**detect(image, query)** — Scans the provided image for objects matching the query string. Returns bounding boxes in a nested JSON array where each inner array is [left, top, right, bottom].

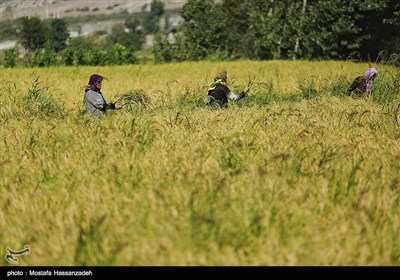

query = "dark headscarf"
[[89, 74, 103, 85], [85, 74, 104, 92]]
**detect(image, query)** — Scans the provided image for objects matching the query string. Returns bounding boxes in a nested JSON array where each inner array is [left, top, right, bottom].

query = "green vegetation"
[[154, 0, 400, 62], [1, 60, 399, 265], [0, 18, 18, 40], [2, 0, 399, 67]]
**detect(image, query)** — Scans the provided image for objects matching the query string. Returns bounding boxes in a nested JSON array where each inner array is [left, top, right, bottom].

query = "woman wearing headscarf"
[[205, 69, 249, 108], [347, 67, 378, 96], [84, 74, 122, 117]]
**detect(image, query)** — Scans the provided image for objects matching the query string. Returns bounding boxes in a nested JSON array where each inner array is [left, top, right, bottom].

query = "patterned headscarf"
[[365, 68, 378, 93]]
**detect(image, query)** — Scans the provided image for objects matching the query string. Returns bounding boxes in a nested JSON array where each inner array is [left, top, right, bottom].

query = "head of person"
[[88, 74, 104, 91], [214, 69, 228, 83], [365, 67, 378, 81]]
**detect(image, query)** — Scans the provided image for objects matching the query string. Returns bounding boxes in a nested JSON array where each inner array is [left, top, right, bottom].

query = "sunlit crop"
[[1, 60, 399, 265]]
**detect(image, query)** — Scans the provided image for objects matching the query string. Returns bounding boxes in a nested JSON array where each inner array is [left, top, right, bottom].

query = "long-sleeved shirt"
[[347, 76, 369, 95], [206, 82, 245, 107], [347, 68, 378, 96], [84, 89, 115, 117]]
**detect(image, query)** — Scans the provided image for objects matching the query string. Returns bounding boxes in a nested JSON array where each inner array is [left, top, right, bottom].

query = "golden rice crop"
[[0, 60, 399, 265]]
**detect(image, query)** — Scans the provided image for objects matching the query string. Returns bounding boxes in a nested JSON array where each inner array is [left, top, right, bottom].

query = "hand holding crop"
[[114, 102, 123, 110]]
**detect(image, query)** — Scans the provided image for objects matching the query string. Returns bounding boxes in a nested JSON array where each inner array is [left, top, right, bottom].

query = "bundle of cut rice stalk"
[[115, 89, 152, 111]]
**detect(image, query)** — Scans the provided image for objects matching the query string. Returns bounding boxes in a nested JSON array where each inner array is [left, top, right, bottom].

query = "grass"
[[0, 60, 399, 265]]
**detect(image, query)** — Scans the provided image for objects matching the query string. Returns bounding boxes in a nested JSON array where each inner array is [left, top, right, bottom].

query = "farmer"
[[347, 67, 378, 96], [205, 69, 249, 108], [84, 74, 122, 117]]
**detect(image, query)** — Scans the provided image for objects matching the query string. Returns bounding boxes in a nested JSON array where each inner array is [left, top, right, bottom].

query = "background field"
[[1, 60, 400, 265]]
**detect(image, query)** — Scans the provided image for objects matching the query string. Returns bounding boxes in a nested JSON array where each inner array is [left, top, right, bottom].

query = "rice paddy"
[[1, 60, 399, 265]]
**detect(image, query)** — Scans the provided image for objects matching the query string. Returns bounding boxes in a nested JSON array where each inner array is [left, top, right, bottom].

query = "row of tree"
[[9, 1, 167, 52], [2, 16, 143, 68], [1, 0, 167, 67], [154, 0, 400, 62], [2, 0, 399, 67], [4, 43, 138, 68]]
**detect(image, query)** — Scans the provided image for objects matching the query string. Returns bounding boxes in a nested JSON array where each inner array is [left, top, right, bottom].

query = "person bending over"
[[206, 69, 249, 108], [347, 67, 378, 97]]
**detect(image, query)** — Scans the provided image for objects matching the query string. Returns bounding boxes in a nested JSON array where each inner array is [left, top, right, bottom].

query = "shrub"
[[4, 48, 19, 68]]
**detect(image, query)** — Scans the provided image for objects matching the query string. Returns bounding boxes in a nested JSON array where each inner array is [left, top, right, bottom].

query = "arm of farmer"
[[108, 96, 123, 110], [227, 84, 250, 101], [106, 102, 122, 110]]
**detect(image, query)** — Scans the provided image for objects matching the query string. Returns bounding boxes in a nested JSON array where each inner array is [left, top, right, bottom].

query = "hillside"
[[0, 0, 187, 19]]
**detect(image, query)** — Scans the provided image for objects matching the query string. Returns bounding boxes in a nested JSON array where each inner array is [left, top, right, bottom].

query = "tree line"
[[154, 0, 400, 62], [1, 0, 166, 67], [1, 0, 399, 67]]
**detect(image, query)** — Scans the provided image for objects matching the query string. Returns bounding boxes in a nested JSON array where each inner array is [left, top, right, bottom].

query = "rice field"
[[1, 60, 399, 265]]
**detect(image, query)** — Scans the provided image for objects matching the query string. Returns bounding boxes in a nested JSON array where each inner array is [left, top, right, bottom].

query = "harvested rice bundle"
[[115, 89, 152, 111]]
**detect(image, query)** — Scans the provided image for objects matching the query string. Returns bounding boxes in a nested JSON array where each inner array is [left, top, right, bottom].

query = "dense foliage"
[[1, 0, 399, 66], [154, 0, 400, 62]]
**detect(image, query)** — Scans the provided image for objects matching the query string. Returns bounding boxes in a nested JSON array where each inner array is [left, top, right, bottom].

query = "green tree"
[[0, 18, 18, 40], [247, 0, 312, 59], [49, 18, 69, 52], [356, 0, 400, 60], [4, 48, 19, 68], [68, 35, 98, 50], [105, 43, 137, 65], [180, 0, 221, 60], [29, 41, 57, 67], [19, 17, 49, 51], [155, 0, 400, 62], [107, 18, 144, 50], [220, 0, 254, 58], [143, 0, 165, 34], [63, 47, 75, 66], [304, 0, 364, 59]]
